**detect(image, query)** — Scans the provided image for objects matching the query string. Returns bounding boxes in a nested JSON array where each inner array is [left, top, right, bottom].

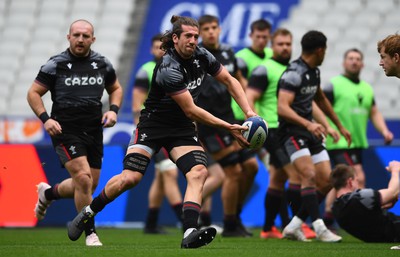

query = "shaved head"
[[69, 19, 94, 36]]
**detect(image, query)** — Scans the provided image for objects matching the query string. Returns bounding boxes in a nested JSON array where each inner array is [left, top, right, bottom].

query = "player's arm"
[[314, 87, 351, 146], [215, 66, 256, 119], [246, 87, 261, 111], [379, 160, 400, 208], [246, 65, 267, 111], [370, 103, 393, 144], [27, 82, 62, 136], [278, 89, 325, 138], [103, 79, 123, 127], [27, 82, 48, 118], [171, 90, 250, 148], [312, 101, 340, 142], [131, 68, 151, 124], [132, 87, 147, 124], [234, 69, 247, 91]]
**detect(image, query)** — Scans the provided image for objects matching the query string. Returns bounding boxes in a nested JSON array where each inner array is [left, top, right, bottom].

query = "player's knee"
[[301, 171, 316, 185], [74, 172, 93, 190], [162, 169, 178, 182], [214, 168, 225, 181], [242, 157, 259, 175], [121, 171, 143, 189], [187, 165, 208, 183]]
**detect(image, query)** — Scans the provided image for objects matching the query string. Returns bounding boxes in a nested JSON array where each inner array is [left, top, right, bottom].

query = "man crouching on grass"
[[331, 161, 400, 246]]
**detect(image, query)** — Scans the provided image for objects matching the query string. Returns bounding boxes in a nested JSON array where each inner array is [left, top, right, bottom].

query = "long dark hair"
[[160, 15, 199, 51]]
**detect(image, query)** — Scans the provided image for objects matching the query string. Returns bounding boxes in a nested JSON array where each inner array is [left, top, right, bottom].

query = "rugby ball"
[[242, 116, 268, 149]]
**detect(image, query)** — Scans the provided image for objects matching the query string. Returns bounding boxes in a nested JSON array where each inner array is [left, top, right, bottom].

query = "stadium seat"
[[343, 27, 372, 44], [351, 11, 382, 30], [380, 11, 400, 29], [332, 0, 363, 14], [295, 0, 331, 15], [0, 71, 15, 99], [319, 11, 351, 30], [8, 97, 32, 116], [0, 41, 26, 58], [1, 27, 31, 43], [36, 15, 67, 30], [360, 67, 378, 85], [365, 0, 395, 14], [41, 0, 69, 10], [288, 8, 321, 29]]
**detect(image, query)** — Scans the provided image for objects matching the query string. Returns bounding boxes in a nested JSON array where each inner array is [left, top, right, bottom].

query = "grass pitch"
[[0, 227, 398, 257]]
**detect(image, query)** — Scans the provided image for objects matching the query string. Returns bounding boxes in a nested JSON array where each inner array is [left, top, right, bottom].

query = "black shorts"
[[199, 131, 234, 154], [263, 128, 290, 169], [281, 129, 325, 159], [130, 123, 201, 157], [328, 148, 363, 166], [205, 151, 217, 167], [154, 148, 170, 164], [51, 130, 103, 169], [388, 212, 400, 242]]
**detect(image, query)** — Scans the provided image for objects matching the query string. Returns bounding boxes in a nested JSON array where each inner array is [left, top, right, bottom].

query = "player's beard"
[[72, 44, 90, 57]]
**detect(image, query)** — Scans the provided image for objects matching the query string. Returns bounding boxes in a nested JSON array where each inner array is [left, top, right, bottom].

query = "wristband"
[[39, 112, 50, 124], [110, 104, 119, 114]]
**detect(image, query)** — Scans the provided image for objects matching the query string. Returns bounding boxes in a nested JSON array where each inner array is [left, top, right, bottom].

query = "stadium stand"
[[0, 0, 136, 116], [0, 0, 399, 118]]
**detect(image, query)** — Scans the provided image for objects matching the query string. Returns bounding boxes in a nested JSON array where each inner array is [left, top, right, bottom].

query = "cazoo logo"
[[300, 85, 318, 95], [187, 75, 204, 90], [65, 76, 104, 86]]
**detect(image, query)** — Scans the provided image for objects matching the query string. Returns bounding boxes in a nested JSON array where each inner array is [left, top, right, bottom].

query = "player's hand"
[[386, 160, 400, 173], [230, 124, 250, 148], [43, 119, 62, 136], [338, 127, 352, 147], [102, 111, 118, 128], [245, 110, 258, 119], [327, 127, 340, 143], [383, 130, 394, 145], [306, 122, 326, 139]]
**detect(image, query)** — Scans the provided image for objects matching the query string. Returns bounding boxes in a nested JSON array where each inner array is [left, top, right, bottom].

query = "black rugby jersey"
[[197, 43, 237, 120], [35, 49, 116, 133], [140, 47, 221, 127], [277, 58, 320, 131], [332, 189, 396, 242]]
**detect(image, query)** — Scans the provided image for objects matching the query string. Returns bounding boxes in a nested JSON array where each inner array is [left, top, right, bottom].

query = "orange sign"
[[0, 144, 47, 226], [0, 118, 44, 143]]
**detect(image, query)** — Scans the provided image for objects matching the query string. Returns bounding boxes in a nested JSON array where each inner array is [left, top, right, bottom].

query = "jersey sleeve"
[[236, 57, 248, 78], [103, 57, 117, 87], [358, 189, 381, 211], [323, 82, 334, 103], [202, 48, 222, 76], [278, 69, 302, 93], [134, 68, 150, 91], [228, 48, 239, 74], [248, 65, 268, 93], [155, 65, 186, 95], [35, 58, 57, 89]]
